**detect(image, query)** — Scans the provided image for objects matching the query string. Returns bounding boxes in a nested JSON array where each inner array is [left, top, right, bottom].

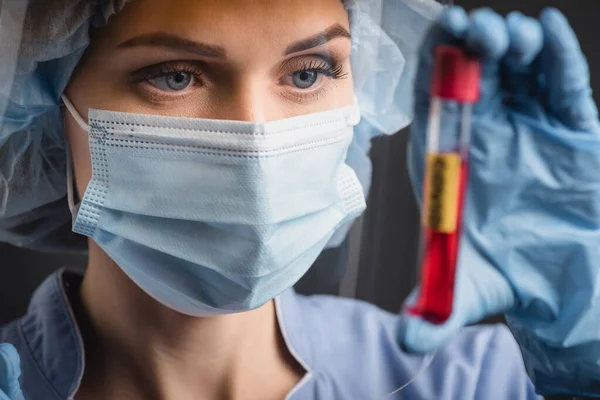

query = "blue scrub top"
[[0, 269, 541, 399]]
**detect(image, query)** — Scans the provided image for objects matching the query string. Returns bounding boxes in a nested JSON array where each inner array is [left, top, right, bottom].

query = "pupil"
[[293, 70, 318, 89], [166, 72, 192, 91]]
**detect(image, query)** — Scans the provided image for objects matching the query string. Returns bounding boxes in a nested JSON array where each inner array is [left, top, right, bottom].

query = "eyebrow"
[[284, 24, 351, 55], [119, 23, 351, 59], [118, 33, 227, 58]]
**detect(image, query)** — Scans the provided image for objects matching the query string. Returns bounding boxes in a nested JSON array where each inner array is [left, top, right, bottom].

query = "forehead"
[[104, 0, 349, 47]]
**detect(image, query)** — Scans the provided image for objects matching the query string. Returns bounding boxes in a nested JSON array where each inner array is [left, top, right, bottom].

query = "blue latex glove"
[[399, 6, 600, 396], [0, 344, 24, 400]]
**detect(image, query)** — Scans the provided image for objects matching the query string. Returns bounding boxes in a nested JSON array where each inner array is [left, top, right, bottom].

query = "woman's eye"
[[148, 72, 194, 92], [291, 70, 322, 89]]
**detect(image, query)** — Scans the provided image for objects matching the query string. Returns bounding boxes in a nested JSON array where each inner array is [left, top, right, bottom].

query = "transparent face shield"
[[0, 0, 450, 393]]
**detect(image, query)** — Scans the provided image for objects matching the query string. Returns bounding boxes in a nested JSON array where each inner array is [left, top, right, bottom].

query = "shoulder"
[[0, 316, 64, 400], [284, 292, 540, 399], [0, 270, 83, 400]]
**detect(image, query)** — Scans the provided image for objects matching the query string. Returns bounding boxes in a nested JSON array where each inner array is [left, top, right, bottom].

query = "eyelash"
[[281, 58, 348, 103], [293, 58, 348, 81], [130, 62, 204, 87], [128, 57, 348, 102]]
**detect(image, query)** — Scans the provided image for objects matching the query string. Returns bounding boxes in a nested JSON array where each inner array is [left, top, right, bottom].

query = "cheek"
[[62, 108, 93, 199]]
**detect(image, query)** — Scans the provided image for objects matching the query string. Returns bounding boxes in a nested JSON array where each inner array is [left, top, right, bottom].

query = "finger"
[[502, 11, 543, 100], [505, 12, 543, 67], [0, 344, 24, 400], [414, 6, 469, 113], [398, 301, 468, 354], [464, 8, 509, 114], [465, 8, 509, 60], [439, 5, 470, 39], [539, 7, 600, 131]]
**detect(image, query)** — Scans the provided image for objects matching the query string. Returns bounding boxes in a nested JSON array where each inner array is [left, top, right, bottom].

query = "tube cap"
[[431, 46, 481, 103]]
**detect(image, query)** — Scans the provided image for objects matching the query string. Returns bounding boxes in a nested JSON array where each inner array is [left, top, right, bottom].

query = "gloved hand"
[[0, 344, 24, 400], [399, 6, 600, 396]]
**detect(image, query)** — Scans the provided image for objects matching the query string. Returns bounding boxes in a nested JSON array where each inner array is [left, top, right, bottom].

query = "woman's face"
[[65, 0, 354, 208], [66, 0, 354, 121]]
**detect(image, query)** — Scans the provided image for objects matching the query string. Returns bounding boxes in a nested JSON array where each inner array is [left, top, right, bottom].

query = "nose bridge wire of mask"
[[376, 351, 437, 400]]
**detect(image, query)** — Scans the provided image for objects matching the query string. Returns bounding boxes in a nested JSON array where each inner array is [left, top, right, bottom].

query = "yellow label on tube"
[[422, 153, 461, 233]]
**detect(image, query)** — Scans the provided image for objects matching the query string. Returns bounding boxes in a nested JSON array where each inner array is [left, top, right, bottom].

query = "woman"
[[1, 0, 600, 398]]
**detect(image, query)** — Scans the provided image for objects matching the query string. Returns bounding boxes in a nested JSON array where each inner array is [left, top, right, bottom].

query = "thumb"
[[0, 344, 24, 400], [397, 237, 516, 354], [397, 288, 473, 354]]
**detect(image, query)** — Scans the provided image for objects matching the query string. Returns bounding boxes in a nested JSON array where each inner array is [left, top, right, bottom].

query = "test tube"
[[407, 46, 481, 324]]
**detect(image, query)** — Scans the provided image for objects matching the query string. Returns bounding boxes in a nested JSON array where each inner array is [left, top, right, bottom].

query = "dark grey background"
[[0, 2, 598, 399]]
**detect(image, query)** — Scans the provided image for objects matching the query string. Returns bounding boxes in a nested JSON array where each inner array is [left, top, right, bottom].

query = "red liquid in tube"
[[409, 162, 468, 323], [407, 46, 481, 324]]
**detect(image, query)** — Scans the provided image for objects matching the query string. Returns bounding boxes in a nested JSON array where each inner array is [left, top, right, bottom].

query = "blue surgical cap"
[[0, 0, 441, 252]]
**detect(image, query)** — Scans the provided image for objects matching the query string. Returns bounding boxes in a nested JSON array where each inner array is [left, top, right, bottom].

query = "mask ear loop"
[[61, 94, 90, 224], [377, 351, 437, 400], [61, 94, 91, 132], [64, 136, 79, 225]]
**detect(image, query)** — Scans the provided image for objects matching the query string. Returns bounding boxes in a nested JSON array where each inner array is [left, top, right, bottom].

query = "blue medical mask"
[[62, 96, 366, 316]]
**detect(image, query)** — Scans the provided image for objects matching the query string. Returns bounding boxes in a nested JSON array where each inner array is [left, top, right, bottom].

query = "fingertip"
[[466, 8, 509, 60], [438, 6, 469, 39], [506, 13, 543, 66], [397, 314, 448, 354], [0, 344, 24, 400], [539, 7, 579, 53], [506, 10, 526, 20], [0, 344, 19, 378], [539, 7, 567, 25], [0, 344, 19, 364]]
